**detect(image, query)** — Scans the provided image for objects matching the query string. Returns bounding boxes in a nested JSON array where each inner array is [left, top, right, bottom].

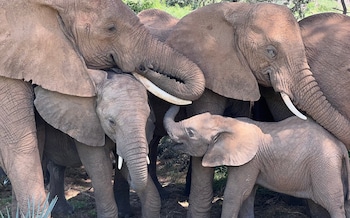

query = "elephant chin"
[[280, 92, 307, 120], [132, 73, 192, 105]]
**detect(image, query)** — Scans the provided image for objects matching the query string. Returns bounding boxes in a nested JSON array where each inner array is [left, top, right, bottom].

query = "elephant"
[[34, 69, 161, 217], [0, 0, 205, 214], [260, 13, 350, 124], [164, 105, 350, 218], [41, 124, 159, 218], [137, 8, 179, 42], [161, 2, 350, 216]]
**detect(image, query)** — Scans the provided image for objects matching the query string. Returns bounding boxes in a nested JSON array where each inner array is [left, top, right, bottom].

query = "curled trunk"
[[163, 106, 182, 140], [135, 33, 205, 102]]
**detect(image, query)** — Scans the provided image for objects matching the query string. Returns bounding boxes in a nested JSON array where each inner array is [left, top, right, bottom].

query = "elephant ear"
[[202, 117, 260, 167], [34, 85, 105, 147], [0, 1, 95, 97], [166, 2, 259, 101]]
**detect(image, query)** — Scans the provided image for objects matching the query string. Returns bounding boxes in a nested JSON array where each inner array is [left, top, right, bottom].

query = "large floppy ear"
[[202, 117, 260, 167], [34, 71, 107, 147], [166, 2, 259, 101], [0, 1, 95, 97]]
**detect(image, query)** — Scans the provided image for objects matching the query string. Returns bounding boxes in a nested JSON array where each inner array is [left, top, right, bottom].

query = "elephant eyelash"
[[212, 134, 219, 143]]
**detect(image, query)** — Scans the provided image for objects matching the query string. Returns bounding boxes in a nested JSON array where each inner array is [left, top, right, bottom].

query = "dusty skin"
[[0, 141, 310, 218]]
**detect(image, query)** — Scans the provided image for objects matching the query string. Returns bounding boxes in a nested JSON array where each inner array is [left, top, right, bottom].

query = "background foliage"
[[123, 0, 345, 19]]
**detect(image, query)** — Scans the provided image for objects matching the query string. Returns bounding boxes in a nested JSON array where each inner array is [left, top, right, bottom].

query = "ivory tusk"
[[132, 73, 192, 105], [280, 92, 307, 120], [146, 156, 150, 165], [118, 156, 123, 170]]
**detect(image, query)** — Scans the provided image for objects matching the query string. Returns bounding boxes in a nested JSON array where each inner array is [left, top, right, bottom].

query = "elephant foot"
[[51, 200, 74, 217], [118, 211, 134, 218]]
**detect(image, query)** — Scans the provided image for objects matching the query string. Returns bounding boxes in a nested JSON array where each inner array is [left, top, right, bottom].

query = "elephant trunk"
[[291, 69, 350, 148], [118, 133, 149, 192], [163, 106, 182, 141], [135, 33, 205, 102]]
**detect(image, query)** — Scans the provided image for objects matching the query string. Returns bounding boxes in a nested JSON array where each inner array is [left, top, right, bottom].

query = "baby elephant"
[[164, 106, 350, 218]]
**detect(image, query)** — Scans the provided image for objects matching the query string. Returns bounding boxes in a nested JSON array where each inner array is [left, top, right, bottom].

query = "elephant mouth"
[[132, 67, 192, 105]]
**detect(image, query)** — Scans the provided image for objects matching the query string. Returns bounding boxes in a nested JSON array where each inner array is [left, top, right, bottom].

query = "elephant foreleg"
[[0, 77, 47, 216], [137, 174, 161, 218], [114, 159, 131, 218], [46, 160, 74, 216], [75, 141, 118, 218]]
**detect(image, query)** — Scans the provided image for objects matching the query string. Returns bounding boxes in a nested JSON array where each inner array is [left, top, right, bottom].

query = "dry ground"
[[0, 141, 311, 217]]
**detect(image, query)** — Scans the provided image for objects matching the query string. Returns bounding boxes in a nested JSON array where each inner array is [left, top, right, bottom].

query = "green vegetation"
[[305, 0, 340, 16], [123, 0, 192, 18], [124, 0, 345, 19], [0, 194, 57, 218]]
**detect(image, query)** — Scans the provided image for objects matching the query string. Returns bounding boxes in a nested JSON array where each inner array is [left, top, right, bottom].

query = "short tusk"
[[146, 156, 150, 165], [132, 73, 192, 105], [118, 156, 123, 170], [280, 92, 307, 120]]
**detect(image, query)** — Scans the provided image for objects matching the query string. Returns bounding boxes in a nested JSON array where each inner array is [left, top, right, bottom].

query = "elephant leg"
[[75, 141, 118, 218], [0, 78, 47, 215], [114, 157, 132, 218], [238, 185, 258, 218], [46, 160, 74, 216], [184, 157, 192, 197], [307, 199, 330, 218], [187, 157, 214, 218], [137, 174, 161, 218], [148, 135, 169, 199]]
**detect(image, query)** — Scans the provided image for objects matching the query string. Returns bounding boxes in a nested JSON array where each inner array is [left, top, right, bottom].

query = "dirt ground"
[[0, 141, 312, 218]]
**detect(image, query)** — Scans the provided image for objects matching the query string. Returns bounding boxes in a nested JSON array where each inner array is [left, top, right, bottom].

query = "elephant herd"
[[0, 0, 350, 218]]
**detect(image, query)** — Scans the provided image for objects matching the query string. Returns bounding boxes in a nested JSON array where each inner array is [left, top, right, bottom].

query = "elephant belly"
[[256, 171, 311, 199]]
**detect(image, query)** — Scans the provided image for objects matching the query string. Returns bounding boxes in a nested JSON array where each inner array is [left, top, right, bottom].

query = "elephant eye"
[[106, 24, 117, 33], [212, 134, 219, 143], [266, 45, 277, 59], [186, 128, 195, 138], [108, 118, 116, 126]]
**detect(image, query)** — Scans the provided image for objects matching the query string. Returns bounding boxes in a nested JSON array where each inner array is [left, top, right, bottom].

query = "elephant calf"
[[35, 70, 160, 218], [164, 106, 350, 218]]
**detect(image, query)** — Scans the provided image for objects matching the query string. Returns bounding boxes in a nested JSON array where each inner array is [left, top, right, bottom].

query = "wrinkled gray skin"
[[252, 13, 350, 217], [163, 3, 350, 217], [0, 0, 205, 214], [261, 13, 350, 124], [164, 106, 350, 218], [137, 8, 252, 204], [34, 71, 160, 218], [40, 124, 159, 218]]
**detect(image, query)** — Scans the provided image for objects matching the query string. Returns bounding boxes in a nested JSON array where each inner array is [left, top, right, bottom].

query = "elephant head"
[[0, 0, 205, 102], [34, 69, 154, 192], [165, 2, 350, 146], [163, 106, 260, 167], [137, 9, 179, 42]]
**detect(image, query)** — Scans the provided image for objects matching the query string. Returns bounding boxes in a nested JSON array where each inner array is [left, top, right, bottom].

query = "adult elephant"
[[262, 13, 350, 124], [163, 2, 350, 217], [35, 70, 160, 217], [0, 0, 205, 214]]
